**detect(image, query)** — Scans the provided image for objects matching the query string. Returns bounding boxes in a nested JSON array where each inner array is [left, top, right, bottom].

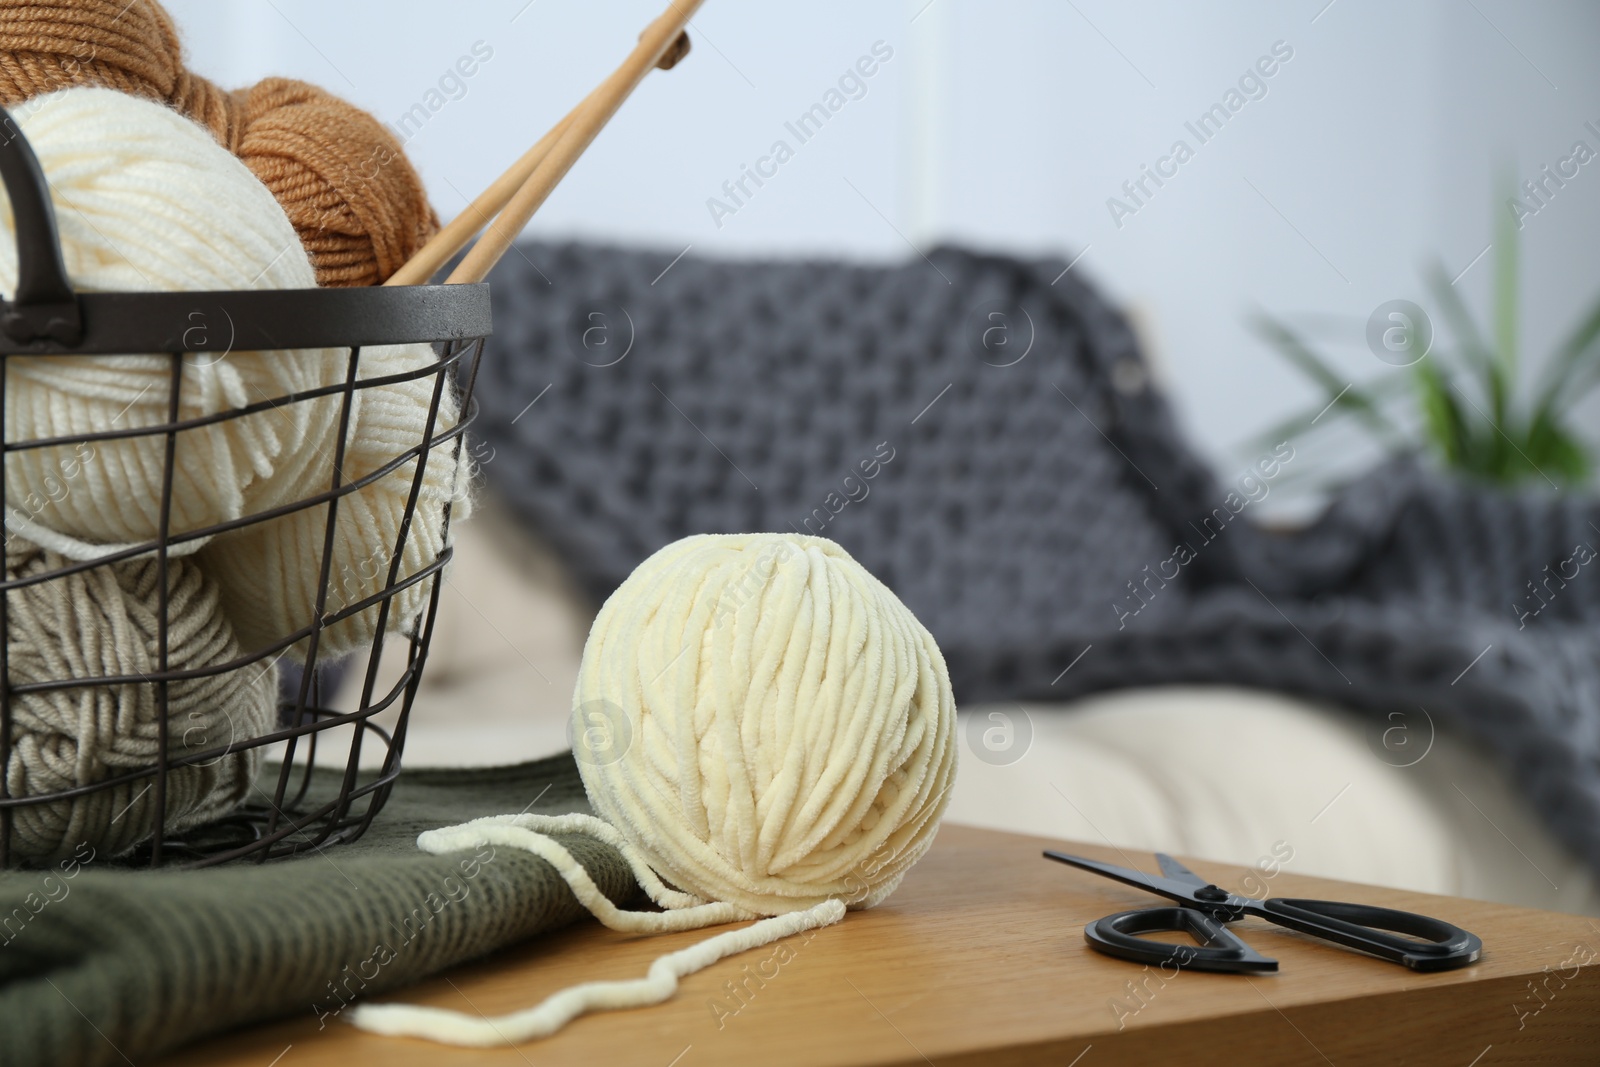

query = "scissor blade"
[[1156, 852, 1207, 887], [1042, 850, 1203, 905]]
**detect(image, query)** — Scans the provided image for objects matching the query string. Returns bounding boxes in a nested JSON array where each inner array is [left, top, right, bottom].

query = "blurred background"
[[167, 0, 1600, 509], [148, 1, 1600, 913]]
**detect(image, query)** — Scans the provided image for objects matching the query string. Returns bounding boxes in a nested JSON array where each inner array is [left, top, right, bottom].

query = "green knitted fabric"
[[0, 754, 636, 1067]]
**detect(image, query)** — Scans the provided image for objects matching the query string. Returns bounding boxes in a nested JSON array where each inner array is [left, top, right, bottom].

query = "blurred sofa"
[[345, 240, 1600, 917], [353, 492, 1599, 914]]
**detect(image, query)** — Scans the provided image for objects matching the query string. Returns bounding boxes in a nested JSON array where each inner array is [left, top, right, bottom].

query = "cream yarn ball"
[[0, 86, 343, 559], [354, 533, 957, 1046], [196, 340, 471, 658], [4, 539, 277, 864], [575, 532, 956, 913], [0, 86, 467, 659]]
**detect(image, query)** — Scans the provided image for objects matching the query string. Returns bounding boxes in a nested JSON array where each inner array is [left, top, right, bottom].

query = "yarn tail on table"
[[348, 812, 846, 1046]]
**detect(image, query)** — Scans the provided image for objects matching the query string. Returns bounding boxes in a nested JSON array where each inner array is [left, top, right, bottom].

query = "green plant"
[[1250, 193, 1600, 488]]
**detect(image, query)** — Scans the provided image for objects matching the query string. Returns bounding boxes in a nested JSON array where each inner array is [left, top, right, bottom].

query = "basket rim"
[[0, 104, 493, 356], [0, 283, 494, 356]]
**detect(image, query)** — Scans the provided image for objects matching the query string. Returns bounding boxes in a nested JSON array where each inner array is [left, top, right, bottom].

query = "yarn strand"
[[350, 897, 845, 1047], [412, 813, 755, 930]]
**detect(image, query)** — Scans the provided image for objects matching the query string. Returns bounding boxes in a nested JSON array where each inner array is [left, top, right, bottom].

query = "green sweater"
[[0, 755, 635, 1066]]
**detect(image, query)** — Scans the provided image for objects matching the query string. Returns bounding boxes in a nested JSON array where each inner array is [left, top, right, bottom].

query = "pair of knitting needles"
[[385, 0, 704, 288]]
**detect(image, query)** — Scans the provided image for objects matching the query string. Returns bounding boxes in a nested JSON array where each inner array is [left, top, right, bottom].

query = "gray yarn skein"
[[3, 541, 277, 863]]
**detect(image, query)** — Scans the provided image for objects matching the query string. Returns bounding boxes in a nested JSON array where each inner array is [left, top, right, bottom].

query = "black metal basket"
[[0, 105, 492, 868]]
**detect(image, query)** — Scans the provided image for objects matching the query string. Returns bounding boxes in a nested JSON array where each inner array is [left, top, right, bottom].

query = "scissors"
[[1044, 850, 1482, 974]]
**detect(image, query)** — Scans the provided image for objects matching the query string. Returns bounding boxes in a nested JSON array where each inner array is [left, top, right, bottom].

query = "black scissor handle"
[[1086, 907, 1278, 975], [1261, 898, 1482, 972]]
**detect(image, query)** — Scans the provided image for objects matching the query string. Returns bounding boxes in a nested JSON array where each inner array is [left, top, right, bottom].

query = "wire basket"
[[0, 106, 492, 868]]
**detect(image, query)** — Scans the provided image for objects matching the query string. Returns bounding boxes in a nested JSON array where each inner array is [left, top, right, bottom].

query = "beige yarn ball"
[[574, 532, 957, 914], [0, 87, 343, 558], [350, 533, 957, 1046], [197, 341, 471, 658], [3, 539, 277, 864]]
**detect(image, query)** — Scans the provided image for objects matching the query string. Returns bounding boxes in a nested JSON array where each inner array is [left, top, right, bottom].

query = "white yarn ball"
[[197, 341, 471, 658], [0, 87, 467, 660], [574, 533, 957, 915], [0, 87, 343, 558]]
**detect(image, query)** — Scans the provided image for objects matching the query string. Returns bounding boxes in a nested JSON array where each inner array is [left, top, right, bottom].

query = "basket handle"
[[0, 104, 82, 346]]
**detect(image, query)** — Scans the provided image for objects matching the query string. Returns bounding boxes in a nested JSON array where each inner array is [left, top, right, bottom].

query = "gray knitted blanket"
[[475, 241, 1600, 875]]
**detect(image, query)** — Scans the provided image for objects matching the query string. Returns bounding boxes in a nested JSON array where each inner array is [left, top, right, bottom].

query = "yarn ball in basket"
[[575, 532, 957, 915], [0, 0, 438, 286], [0, 86, 347, 559], [197, 341, 473, 659], [4, 538, 278, 864], [217, 77, 439, 288]]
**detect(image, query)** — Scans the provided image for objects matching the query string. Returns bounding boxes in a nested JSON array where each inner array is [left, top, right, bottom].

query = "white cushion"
[[950, 690, 1600, 914]]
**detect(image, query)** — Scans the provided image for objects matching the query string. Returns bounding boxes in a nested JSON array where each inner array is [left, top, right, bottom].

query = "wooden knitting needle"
[[444, 0, 705, 285], [385, 22, 693, 288], [384, 112, 573, 287]]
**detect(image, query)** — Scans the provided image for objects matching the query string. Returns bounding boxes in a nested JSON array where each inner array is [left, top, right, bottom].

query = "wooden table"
[[171, 824, 1600, 1066]]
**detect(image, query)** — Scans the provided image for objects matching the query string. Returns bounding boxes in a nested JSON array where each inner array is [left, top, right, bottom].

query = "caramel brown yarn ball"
[[219, 77, 439, 288], [0, 0, 437, 287], [0, 1, 206, 109]]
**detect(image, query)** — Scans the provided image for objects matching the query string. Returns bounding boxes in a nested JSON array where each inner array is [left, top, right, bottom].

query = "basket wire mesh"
[[0, 104, 493, 868]]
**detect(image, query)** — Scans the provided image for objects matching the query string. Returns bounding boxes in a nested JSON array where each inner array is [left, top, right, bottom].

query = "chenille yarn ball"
[[575, 532, 957, 915], [350, 534, 957, 1045], [4, 538, 277, 864], [0, 87, 346, 559], [0, 0, 438, 286], [197, 341, 472, 658]]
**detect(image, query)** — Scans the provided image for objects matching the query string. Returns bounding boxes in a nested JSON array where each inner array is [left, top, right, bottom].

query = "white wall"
[[165, 0, 1600, 481]]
